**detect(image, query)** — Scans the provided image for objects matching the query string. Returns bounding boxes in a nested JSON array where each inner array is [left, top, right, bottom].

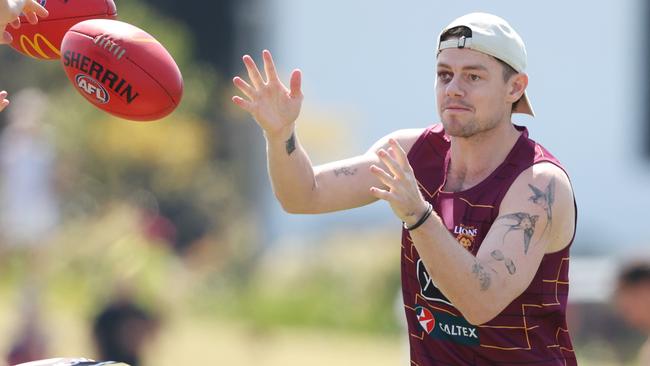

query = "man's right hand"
[[0, 90, 9, 112], [1, 0, 49, 44], [231, 50, 303, 140]]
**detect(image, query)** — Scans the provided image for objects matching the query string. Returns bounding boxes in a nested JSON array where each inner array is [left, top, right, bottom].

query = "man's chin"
[[442, 120, 476, 138]]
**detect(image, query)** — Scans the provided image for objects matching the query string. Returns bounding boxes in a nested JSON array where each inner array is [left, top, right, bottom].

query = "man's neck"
[[445, 122, 521, 192]]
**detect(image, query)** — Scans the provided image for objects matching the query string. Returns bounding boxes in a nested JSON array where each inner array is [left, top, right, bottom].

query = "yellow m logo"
[[19, 33, 61, 59]]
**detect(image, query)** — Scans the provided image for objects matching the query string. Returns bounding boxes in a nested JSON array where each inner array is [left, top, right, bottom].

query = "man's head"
[[435, 13, 532, 138], [614, 262, 650, 334]]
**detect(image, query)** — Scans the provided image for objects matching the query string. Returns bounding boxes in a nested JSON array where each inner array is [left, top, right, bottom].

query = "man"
[[232, 12, 577, 365], [0, 0, 48, 112], [614, 262, 650, 366]]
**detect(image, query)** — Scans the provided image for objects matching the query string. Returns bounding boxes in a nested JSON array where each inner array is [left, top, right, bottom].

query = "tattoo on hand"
[[497, 212, 538, 254], [472, 261, 493, 291], [285, 133, 296, 155], [528, 178, 555, 231], [334, 167, 358, 177], [490, 250, 517, 275]]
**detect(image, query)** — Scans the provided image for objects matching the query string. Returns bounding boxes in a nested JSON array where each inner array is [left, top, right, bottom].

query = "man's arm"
[[370, 141, 576, 325], [232, 50, 423, 214]]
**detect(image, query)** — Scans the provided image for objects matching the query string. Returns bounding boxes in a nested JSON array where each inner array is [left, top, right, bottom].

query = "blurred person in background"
[[0, 0, 48, 113], [614, 261, 650, 366], [92, 292, 159, 366], [0, 89, 59, 365], [0, 88, 59, 248], [5, 287, 48, 365], [232, 12, 577, 365]]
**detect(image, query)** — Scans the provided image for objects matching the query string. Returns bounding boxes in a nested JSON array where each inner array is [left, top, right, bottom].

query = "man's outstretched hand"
[[232, 50, 303, 140]]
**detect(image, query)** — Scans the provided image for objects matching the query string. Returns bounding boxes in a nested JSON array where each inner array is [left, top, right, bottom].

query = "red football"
[[5, 0, 117, 60], [60, 19, 183, 121]]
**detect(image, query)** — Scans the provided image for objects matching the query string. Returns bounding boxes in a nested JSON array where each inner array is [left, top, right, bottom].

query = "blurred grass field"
[[0, 203, 407, 365]]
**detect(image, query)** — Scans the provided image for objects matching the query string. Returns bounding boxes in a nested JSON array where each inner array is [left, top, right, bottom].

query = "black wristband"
[[404, 203, 434, 231]]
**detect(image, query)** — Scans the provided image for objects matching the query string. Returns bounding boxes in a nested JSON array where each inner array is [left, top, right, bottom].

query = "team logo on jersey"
[[417, 259, 454, 306], [453, 224, 478, 251], [416, 306, 436, 334]]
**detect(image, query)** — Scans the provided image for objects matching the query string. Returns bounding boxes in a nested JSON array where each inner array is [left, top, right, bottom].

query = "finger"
[[232, 76, 255, 100], [369, 164, 394, 188], [231, 96, 253, 113], [10, 18, 21, 29], [388, 139, 409, 168], [369, 186, 394, 201], [377, 149, 404, 179], [289, 69, 302, 98], [1, 31, 12, 44], [25, 12, 38, 25], [0, 91, 9, 112], [242, 54, 264, 88], [30, 0, 49, 17], [262, 49, 280, 83]]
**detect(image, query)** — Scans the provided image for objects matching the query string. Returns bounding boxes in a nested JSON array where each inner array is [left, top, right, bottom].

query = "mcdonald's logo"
[[19, 33, 61, 59]]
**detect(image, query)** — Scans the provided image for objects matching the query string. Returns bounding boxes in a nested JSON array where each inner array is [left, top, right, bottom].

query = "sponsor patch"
[[417, 259, 454, 306], [415, 306, 480, 346]]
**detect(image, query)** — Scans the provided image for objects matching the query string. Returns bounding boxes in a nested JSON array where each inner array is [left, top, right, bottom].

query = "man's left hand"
[[369, 138, 430, 227]]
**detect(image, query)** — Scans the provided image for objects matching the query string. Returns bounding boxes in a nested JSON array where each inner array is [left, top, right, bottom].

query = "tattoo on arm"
[[497, 212, 539, 254], [285, 133, 296, 155], [333, 167, 358, 177], [490, 250, 517, 275], [528, 178, 555, 226], [472, 261, 494, 291]]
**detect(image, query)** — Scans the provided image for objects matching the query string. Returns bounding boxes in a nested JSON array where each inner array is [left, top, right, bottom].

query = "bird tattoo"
[[498, 212, 539, 254], [528, 178, 555, 222]]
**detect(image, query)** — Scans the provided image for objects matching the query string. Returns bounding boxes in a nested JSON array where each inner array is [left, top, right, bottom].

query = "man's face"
[[436, 48, 514, 138], [615, 284, 650, 333]]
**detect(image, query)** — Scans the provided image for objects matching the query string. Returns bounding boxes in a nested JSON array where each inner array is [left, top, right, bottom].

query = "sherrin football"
[[60, 19, 183, 121], [5, 0, 117, 60]]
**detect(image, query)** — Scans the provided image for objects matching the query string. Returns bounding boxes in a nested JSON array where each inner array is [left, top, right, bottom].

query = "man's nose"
[[445, 76, 465, 98]]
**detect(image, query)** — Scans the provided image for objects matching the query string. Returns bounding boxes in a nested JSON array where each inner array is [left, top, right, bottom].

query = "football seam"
[[17, 12, 117, 24], [65, 30, 180, 117]]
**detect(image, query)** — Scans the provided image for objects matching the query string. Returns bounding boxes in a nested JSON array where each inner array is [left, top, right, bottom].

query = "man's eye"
[[469, 74, 481, 81], [437, 72, 452, 82]]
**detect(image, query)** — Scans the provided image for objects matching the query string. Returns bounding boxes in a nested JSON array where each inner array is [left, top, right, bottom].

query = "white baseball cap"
[[437, 12, 534, 116]]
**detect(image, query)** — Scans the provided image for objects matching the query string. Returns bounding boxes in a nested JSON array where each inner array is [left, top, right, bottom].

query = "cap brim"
[[513, 91, 534, 116]]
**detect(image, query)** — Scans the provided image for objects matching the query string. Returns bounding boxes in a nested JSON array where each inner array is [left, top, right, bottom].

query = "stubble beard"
[[442, 114, 501, 139]]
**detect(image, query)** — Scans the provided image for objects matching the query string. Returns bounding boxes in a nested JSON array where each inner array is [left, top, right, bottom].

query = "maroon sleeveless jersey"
[[402, 124, 577, 365]]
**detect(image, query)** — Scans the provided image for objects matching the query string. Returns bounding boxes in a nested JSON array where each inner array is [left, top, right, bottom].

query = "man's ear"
[[507, 73, 528, 104]]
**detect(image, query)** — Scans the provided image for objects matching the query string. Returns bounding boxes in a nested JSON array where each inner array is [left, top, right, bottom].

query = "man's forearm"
[[266, 130, 318, 213], [409, 213, 504, 324]]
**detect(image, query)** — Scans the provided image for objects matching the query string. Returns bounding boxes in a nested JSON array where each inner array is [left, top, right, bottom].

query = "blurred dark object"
[[92, 296, 159, 366]]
